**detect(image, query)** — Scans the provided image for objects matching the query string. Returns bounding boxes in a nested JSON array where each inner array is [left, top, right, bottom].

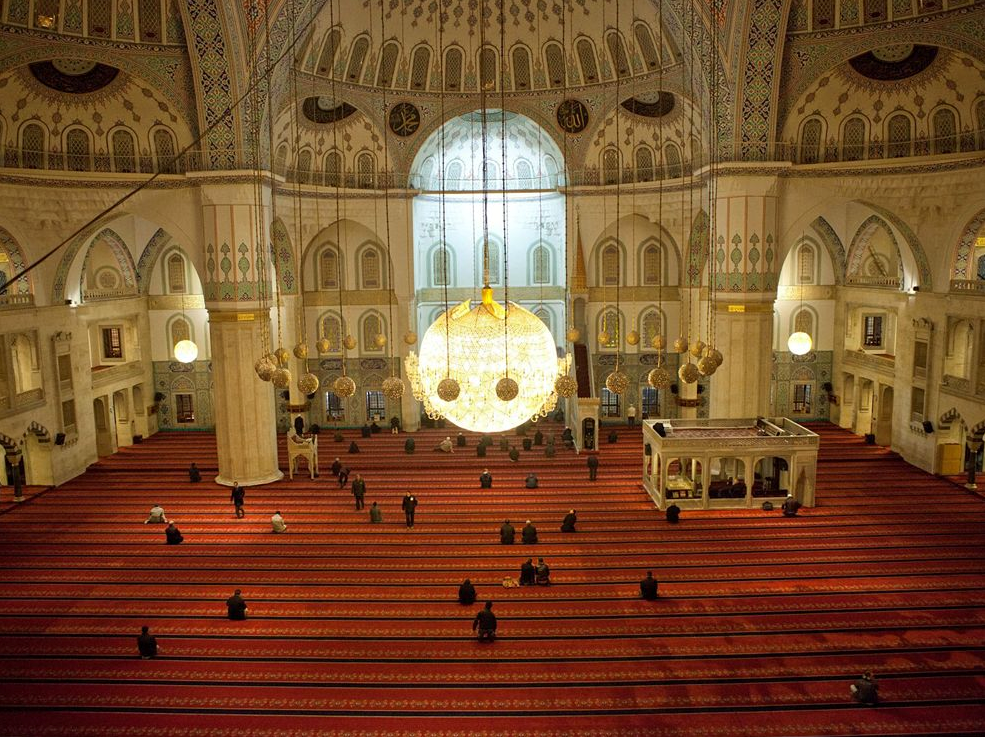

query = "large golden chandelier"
[[407, 287, 570, 433]]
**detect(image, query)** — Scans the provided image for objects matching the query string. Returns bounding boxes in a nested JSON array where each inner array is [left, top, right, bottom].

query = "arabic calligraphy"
[[389, 102, 421, 137], [557, 99, 589, 134]]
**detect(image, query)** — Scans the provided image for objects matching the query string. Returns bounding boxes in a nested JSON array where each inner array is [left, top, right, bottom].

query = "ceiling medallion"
[[621, 92, 675, 118], [29, 60, 119, 94], [302, 97, 358, 124], [557, 99, 589, 134], [848, 45, 938, 82], [389, 102, 422, 136]]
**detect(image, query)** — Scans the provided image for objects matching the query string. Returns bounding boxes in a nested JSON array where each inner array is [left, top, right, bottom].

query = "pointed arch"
[[166, 314, 194, 356], [856, 201, 933, 289], [596, 308, 626, 351], [951, 206, 985, 281], [81, 228, 137, 295], [316, 310, 343, 354], [639, 307, 666, 351], [529, 242, 553, 285], [809, 216, 847, 285], [359, 310, 386, 353], [0, 226, 34, 299], [355, 241, 387, 290]]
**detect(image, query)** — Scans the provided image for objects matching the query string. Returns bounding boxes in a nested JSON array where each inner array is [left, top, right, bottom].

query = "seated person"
[[665, 504, 681, 523], [640, 571, 658, 600], [500, 520, 515, 545], [137, 625, 158, 659], [404, 437, 415, 453], [561, 509, 577, 532], [145, 504, 168, 524], [188, 463, 201, 483], [226, 589, 248, 620], [534, 430, 544, 446], [472, 601, 497, 641], [850, 672, 879, 705], [522, 520, 538, 544], [271, 511, 287, 533], [508, 447, 520, 462], [525, 473, 539, 489], [360, 423, 372, 438], [535, 558, 551, 586], [561, 427, 574, 449], [458, 578, 476, 605], [348, 441, 360, 454], [370, 420, 381, 434], [390, 416, 401, 434], [479, 470, 493, 488], [434, 437, 454, 453], [164, 522, 183, 545], [499, 436, 510, 452], [519, 558, 536, 586], [781, 494, 802, 517], [369, 501, 383, 523], [608, 430, 619, 444]]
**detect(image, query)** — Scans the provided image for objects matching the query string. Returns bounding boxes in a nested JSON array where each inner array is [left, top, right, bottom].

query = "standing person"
[[137, 626, 158, 659], [519, 558, 536, 586], [587, 454, 599, 481], [479, 469, 493, 488], [561, 509, 577, 532], [533, 429, 544, 446], [456, 432, 467, 447], [522, 520, 538, 544], [458, 578, 476, 605], [640, 571, 658, 600], [338, 466, 350, 489], [500, 519, 515, 544], [850, 672, 879, 705], [231, 483, 245, 518], [369, 501, 383, 523], [164, 522, 183, 545], [402, 493, 418, 528], [145, 504, 168, 524], [472, 601, 497, 641], [351, 474, 366, 509], [627, 404, 637, 427], [226, 589, 248, 620], [331, 458, 342, 477], [271, 511, 287, 533], [188, 463, 201, 482], [293, 416, 305, 436], [666, 504, 681, 523]]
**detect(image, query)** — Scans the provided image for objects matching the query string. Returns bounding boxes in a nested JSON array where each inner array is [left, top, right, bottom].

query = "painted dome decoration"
[[621, 92, 676, 118], [848, 45, 939, 82], [29, 60, 120, 93], [301, 96, 358, 124]]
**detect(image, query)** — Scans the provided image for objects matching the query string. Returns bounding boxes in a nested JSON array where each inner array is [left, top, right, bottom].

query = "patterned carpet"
[[0, 422, 983, 736]]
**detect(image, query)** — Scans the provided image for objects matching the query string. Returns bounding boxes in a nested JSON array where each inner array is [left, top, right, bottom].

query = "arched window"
[[360, 248, 382, 289], [477, 239, 501, 286], [362, 313, 383, 352], [275, 144, 289, 173], [514, 159, 532, 187], [634, 23, 660, 70], [635, 145, 655, 181], [886, 114, 912, 158], [799, 119, 822, 164], [641, 310, 662, 349], [444, 47, 464, 91], [532, 244, 551, 284], [111, 129, 136, 173], [606, 31, 631, 77], [535, 308, 552, 334], [599, 310, 620, 348], [320, 314, 342, 351], [432, 246, 451, 286], [544, 156, 559, 187], [170, 317, 190, 351], [601, 244, 620, 286], [797, 244, 815, 284], [863, 0, 887, 22], [316, 28, 342, 75], [346, 36, 370, 82], [642, 244, 661, 285], [410, 45, 431, 90], [842, 117, 866, 161], [793, 308, 814, 338], [512, 45, 532, 90], [319, 248, 339, 289], [544, 42, 566, 88], [65, 128, 92, 171], [21, 123, 46, 169], [167, 253, 186, 293], [479, 45, 497, 91], [296, 150, 313, 183], [324, 150, 342, 187], [376, 40, 400, 86], [602, 147, 620, 185], [932, 107, 957, 155], [153, 128, 177, 173], [664, 143, 682, 178], [576, 38, 599, 83], [356, 152, 375, 188]]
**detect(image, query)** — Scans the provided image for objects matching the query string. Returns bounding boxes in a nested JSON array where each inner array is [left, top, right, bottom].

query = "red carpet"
[[0, 422, 983, 735]]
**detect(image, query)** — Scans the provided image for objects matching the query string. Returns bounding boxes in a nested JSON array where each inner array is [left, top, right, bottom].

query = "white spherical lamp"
[[787, 331, 813, 356], [173, 339, 199, 363]]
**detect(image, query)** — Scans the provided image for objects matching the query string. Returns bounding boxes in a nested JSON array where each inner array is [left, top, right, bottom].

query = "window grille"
[[532, 245, 550, 284], [577, 39, 598, 83], [320, 250, 339, 289], [357, 152, 374, 188], [797, 245, 815, 284], [361, 250, 381, 288], [362, 314, 382, 351], [112, 130, 136, 172], [377, 41, 399, 86], [635, 146, 655, 182], [479, 46, 497, 91], [153, 129, 177, 173], [842, 118, 866, 161], [410, 46, 431, 90], [102, 327, 123, 359], [433, 247, 450, 286], [167, 254, 186, 293], [643, 245, 661, 285], [65, 129, 91, 171], [346, 37, 369, 82], [664, 143, 682, 178], [799, 119, 822, 164], [634, 24, 659, 69], [602, 148, 620, 185], [444, 48, 463, 90], [932, 108, 957, 155], [317, 29, 342, 75], [512, 46, 531, 90], [863, 315, 883, 347], [601, 388, 621, 417], [602, 245, 619, 286], [886, 114, 912, 158], [324, 151, 342, 187], [321, 315, 341, 351], [544, 43, 565, 88], [606, 31, 630, 77]]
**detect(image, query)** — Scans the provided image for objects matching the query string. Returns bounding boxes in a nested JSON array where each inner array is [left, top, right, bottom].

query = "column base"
[[214, 469, 284, 487]]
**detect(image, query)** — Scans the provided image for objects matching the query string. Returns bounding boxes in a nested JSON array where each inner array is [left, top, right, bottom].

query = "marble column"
[[201, 187, 282, 486], [708, 176, 780, 419]]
